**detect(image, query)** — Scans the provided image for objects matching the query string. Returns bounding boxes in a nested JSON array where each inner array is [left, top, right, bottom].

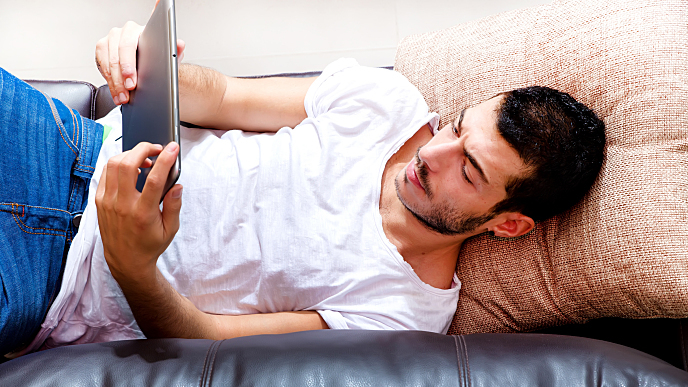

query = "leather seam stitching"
[[208, 340, 222, 386], [680, 320, 688, 371], [453, 335, 464, 387], [200, 340, 222, 387], [460, 335, 471, 387], [199, 342, 213, 387]]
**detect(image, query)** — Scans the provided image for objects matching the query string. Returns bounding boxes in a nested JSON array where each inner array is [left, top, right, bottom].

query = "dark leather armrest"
[[1, 331, 686, 386], [95, 84, 117, 120], [24, 80, 96, 120]]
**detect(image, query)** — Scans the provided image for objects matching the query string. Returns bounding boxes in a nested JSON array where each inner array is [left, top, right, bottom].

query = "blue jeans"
[[0, 67, 103, 355]]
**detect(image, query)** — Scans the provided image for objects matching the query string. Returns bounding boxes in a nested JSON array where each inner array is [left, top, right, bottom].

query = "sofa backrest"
[[25, 80, 116, 121]]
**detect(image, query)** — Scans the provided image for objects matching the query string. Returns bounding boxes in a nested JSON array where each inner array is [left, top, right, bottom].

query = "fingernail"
[[113, 95, 120, 105], [125, 78, 134, 89], [119, 93, 127, 103], [166, 142, 178, 152], [171, 186, 183, 198]]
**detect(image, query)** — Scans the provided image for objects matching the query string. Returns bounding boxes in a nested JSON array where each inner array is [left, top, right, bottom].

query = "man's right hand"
[[95, 20, 185, 106], [95, 5, 312, 132]]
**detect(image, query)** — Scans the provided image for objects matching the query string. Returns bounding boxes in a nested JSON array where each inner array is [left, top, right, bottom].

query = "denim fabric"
[[0, 67, 103, 355]]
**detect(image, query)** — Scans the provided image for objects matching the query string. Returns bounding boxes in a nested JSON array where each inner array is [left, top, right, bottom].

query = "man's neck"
[[379, 125, 465, 289]]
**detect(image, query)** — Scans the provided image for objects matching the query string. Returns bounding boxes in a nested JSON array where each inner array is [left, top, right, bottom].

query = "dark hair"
[[490, 86, 606, 222]]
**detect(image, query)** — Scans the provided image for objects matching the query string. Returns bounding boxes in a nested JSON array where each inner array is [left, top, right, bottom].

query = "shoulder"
[[321, 59, 419, 95], [305, 58, 429, 119]]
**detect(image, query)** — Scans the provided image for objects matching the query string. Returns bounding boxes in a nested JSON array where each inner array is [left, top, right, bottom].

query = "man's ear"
[[488, 213, 535, 238]]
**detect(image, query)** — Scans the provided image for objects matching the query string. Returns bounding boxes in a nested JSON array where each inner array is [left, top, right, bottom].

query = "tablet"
[[122, 0, 180, 199]]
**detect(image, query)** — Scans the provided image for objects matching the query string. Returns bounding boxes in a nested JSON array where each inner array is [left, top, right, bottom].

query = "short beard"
[[395, 148, 495, 236]]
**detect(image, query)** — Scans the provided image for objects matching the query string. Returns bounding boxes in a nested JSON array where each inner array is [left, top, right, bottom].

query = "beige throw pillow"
[[394, 0, 688, 334]]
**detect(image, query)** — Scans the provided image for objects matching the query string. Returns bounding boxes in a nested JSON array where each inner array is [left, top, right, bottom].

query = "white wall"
[[0, 0, 550, 85]]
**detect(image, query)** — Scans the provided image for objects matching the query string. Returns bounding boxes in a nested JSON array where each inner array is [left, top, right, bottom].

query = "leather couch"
[[2, 330, 688, 386], [1, 77, 686, 386]]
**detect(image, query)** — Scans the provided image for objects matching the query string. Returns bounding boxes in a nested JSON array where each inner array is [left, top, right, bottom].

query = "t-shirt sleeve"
[[303, 58, 440, 135], [314, 272, 460, 334], [316, 310, 409, 331], [316, 307, 455, 334]]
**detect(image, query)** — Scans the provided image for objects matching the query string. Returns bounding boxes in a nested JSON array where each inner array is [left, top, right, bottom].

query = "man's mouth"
[[406, 161, 426, 193]]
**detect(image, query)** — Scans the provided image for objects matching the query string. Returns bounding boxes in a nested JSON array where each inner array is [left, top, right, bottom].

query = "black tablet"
[[122, 0, 180, 198]]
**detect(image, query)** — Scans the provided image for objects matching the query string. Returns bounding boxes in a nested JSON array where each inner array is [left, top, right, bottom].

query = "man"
[[0, 20, 605, 355]]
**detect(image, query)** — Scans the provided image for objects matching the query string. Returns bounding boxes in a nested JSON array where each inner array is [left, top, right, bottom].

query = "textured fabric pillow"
[[394, 0, 688, 334]]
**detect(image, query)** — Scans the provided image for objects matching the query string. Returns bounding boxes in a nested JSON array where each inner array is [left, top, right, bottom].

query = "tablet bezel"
[[122, 0, 180, 198]]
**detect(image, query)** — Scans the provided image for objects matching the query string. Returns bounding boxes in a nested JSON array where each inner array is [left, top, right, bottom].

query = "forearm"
[[179, 63, 315, 132], [116, 267, 328, 340], [96, 17, 313, 129], [115, 267, 215, 339]]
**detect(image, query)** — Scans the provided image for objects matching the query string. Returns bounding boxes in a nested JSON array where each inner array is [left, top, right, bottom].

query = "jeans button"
[[72, 214, 82, 229]]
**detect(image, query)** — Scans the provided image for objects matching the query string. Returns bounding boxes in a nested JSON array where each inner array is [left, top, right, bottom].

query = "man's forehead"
[[460, 95, 528, 188], [455, 95, 503, 126], [473, 94, 504, 113]]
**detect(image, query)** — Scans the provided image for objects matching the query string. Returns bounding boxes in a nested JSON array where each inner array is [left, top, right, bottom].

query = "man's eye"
[[462, 164, 473, 185], [452, 122, 460, 136]]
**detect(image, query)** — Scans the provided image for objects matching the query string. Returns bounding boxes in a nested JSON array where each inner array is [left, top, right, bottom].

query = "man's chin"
[[399, 196, 492, 237], [398, 195, 463, 236]]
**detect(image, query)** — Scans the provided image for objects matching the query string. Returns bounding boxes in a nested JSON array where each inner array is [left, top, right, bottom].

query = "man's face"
[[395, 95, 528, 235]]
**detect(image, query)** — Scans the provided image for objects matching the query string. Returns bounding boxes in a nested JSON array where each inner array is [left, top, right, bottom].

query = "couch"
[[3, 0, 687, 384], [1, 329, 687, 386], [0, 71, 685, 386]]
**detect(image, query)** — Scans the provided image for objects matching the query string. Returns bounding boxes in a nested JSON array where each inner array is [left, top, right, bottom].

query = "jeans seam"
[[40, 91, 78, 156], [71, 106, 80, 150], [74, 164, 95, 173], [12, 212, 67, 237], [68, 177, 76, 214], [1, 202, 72, 216], [71, 108, 77, 148], [76, 111, 82, 149], [8, 203, 24, 217]]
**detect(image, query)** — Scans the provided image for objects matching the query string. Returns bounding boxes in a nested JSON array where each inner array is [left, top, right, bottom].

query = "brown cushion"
[[394, 0, 688, 334]]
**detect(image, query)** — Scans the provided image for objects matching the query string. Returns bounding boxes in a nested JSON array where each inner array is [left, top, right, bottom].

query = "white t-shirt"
[[24, 59, 460, 353]]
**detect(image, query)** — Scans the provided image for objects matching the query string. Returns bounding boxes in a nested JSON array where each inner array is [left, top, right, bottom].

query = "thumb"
[[162, 184, 183, 237]]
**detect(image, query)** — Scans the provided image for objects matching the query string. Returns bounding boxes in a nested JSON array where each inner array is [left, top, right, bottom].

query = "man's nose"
[[418, 140, 461, 173]]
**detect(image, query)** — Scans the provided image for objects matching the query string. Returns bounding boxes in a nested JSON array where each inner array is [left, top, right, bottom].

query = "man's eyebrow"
[[464, 147, 489, 185], [457, 107, 489, 185], [456, 108, 466, 128]]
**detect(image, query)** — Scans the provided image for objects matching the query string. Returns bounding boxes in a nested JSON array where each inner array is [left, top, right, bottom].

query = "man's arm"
[[118, 267, 328, 340], [95, 21, 315, 132], [178, 64, 315, 132], [95, 141, 328, 340]]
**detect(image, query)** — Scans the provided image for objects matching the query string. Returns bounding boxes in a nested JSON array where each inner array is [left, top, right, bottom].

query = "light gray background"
[[0, 0, 550, 85]]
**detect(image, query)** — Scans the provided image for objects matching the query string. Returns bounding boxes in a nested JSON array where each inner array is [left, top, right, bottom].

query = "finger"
[[116, 143, 164, 204], [177, 39, 186, 63], [103, 152, 129, 207], [95, 35, 118, 103], [119, 21, 145, 97], [141, 142, 179, 207], [140, 158, 153, 169], [95, 35, 112, 84], [107, 27, 127, 105], [161, 184, 183, 239], [95, 163, 109, 211]]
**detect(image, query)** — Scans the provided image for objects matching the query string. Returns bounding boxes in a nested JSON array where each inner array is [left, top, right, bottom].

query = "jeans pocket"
[[0, 203, 71, 355], [0, 203, 71, 238]]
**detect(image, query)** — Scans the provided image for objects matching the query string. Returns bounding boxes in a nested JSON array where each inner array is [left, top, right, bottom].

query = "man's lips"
[[406, 161, 425, 192]]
